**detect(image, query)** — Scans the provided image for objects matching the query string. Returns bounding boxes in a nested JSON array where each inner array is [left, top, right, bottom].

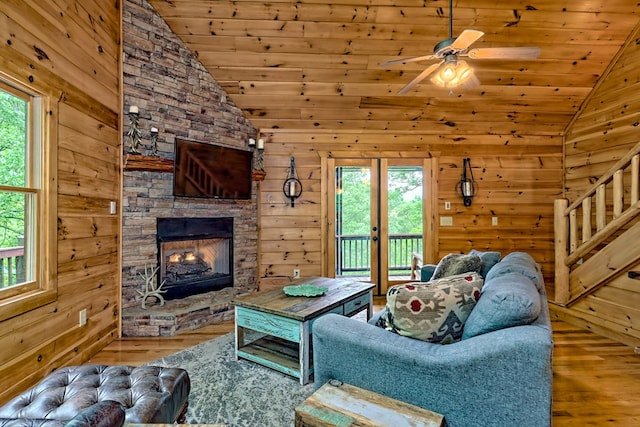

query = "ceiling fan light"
[[430, 72, 447, 88], [439, 63, 457, 82], [455, 61, 474, 84]]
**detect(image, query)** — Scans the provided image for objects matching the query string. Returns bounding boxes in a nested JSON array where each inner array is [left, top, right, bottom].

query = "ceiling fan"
[[381, 0, 540, 95]]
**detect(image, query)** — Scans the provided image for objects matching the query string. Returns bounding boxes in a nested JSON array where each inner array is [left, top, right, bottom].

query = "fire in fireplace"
[[157, 217, 234, 299]]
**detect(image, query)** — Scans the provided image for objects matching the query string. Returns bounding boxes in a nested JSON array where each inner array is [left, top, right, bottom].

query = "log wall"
[[259, 132, 562, 295], [0, 0, 121, 403], [556, 22, 640, 347]]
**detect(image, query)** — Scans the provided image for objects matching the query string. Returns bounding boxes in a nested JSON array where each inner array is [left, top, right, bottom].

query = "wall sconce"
[[457, 157, 477, 207], [127, 105, 141, 154], [283, 156, 302, 207]]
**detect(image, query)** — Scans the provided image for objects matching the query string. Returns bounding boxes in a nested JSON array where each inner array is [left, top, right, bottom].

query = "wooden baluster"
[[613, 169, 624, 219], [582, 197, 592, 243], [596, 184, 606, 231], [8, 257, 13, 287], [569, 208, 578, 254]]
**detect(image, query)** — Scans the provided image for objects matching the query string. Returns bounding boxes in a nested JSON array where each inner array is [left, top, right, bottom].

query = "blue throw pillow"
[[462, 273, 541, 339], [420, 264, 436, 281], [485, 252, 544, 291], [468, 249, 501, 278]]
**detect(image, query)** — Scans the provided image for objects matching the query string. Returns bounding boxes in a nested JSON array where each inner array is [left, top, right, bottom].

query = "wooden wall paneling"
[[258, 132, 561, 290], [0, 0, 121, 405]]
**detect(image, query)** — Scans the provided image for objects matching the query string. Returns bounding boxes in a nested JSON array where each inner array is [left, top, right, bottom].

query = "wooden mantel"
[[124, 154, 174, 172]]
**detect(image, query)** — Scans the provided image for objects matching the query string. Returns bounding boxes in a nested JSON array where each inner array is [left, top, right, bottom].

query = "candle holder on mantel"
[[127, 105, 142, 154], [149, 127, 159, 157], [250, 138, 266, 181]]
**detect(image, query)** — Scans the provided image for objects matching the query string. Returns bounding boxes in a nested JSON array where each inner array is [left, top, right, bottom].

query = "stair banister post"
[[554, 198, 570, 304]]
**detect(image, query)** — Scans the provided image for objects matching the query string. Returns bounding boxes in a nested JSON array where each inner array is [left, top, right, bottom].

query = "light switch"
[[440, 216, 453, 226]]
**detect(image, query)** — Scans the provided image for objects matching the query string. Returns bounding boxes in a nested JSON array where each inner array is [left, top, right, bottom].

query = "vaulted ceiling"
[[148, 0, 640, 136]]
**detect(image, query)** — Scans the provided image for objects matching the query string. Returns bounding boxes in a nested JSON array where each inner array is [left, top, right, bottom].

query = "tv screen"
[[173, 138, 253, 199]]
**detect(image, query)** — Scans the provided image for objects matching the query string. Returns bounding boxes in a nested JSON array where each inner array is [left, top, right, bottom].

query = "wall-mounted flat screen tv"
[[173, 138, 253, 199]]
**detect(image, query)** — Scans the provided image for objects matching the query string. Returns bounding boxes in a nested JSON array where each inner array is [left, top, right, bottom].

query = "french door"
[[321, 157, 436, 295]]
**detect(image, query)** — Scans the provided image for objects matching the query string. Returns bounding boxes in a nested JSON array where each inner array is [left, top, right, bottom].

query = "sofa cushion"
[[485, 252, 544, 291], [468, 249, 501, 278], [431, 253, 482, 280], [462, 273, 541, 339], [377, 273, 483, 344]]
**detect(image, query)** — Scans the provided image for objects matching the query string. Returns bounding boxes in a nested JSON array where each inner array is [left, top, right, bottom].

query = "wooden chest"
[[294, 380, 445, 427]]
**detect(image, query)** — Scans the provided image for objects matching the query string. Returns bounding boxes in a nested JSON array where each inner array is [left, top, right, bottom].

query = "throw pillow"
[[462, 273, 541, 339], [485, 252, 544, 291], [430, 253, 482, 280], [420, 264, 436, 281], [377, 273, 483, 344], [468, 249, 501, 278]]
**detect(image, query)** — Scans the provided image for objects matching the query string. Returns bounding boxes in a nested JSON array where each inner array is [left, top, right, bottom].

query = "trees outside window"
[[0, 82, 36, 291]]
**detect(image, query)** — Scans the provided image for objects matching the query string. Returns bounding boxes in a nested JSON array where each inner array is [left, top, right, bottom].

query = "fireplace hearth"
[[157, 217, 234, 300]]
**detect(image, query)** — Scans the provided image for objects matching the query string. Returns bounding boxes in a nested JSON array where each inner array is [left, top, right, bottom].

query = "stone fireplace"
[[157, 217, 234, 300], [121, 0, 258, 337]]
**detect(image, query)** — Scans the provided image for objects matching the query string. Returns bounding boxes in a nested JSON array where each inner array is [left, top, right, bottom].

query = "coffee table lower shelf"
[[236, 336, 302, 378]]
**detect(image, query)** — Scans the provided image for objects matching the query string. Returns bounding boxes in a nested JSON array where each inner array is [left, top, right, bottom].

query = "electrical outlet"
[[79, 309, 87, 327], [109, 201, 117, 215], [293, 269, 301, 279], [444, 201, 451, 210]]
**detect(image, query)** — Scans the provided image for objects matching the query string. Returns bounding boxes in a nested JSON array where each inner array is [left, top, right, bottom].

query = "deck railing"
[[0, 246, 25, 288], [336, 233, 422, 276]]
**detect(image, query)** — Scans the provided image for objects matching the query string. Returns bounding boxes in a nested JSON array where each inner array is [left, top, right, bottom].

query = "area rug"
[[149, 333, 315, 426]]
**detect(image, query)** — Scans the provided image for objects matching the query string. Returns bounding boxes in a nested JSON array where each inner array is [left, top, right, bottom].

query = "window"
[[0, 77, 55, 318]]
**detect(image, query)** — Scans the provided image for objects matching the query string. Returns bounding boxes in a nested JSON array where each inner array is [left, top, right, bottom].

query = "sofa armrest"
[[313, 313, 552, 427]]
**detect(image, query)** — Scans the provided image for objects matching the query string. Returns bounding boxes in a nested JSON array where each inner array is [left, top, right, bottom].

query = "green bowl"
[[283, 284, 328, 297]]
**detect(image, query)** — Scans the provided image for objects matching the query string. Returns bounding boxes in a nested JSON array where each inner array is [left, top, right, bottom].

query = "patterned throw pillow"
[[430, 253, 482, 280], [377, 273, 484, 344]]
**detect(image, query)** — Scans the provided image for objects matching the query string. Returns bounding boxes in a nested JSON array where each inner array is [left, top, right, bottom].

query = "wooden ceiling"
[[148, 0, 640, 136]]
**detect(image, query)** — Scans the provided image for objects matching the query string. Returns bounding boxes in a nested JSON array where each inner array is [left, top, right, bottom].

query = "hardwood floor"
[[88, 307, 640, 426]]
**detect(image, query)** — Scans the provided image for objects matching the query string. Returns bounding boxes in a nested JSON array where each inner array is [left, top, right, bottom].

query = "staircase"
[[553, 142, 640, 347]]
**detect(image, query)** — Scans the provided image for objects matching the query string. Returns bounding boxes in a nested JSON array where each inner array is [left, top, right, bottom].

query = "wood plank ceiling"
[[148, 0, 640, 136]]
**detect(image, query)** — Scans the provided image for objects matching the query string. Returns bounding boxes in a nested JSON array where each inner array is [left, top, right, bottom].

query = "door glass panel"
[[335, 166, 371, 280], [387, 166, 423, 282]]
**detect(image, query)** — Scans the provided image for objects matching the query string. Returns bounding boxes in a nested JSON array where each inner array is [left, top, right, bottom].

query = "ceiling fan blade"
[[450, 29, 484, 51], [381, 54, 437, 67], [467, 47, 540, 59], [397, 62, 442, 95]]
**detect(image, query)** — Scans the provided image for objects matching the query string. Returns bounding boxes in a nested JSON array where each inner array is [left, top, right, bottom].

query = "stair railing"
[[554, 141, 640, 305]]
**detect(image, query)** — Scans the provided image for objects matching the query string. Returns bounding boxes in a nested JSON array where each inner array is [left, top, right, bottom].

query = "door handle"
[[372, 226, 378, 231], [372, 236, 378, 241]]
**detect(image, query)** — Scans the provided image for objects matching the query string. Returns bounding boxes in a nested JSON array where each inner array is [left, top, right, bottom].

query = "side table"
[[295, 380, 445, 427]]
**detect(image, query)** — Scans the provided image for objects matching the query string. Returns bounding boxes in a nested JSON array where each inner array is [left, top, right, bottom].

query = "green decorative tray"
[[283, 284, 328, 297]]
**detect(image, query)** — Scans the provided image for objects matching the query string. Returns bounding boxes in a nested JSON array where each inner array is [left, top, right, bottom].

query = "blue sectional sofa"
[[313, 252, 553, 427]]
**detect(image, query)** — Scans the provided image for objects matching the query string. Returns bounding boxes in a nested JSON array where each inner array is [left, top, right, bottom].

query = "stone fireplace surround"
[[121, 0, 258, 337]]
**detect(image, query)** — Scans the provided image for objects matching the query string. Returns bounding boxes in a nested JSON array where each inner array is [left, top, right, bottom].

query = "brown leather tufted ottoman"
[[0, 365, 190, 424]]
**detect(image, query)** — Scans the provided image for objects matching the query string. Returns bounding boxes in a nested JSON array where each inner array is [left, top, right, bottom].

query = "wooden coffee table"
[[232, 276, 375, 385]]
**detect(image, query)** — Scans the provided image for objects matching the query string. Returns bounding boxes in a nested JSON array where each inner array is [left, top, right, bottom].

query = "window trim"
[[0, 75, 57, 321]]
